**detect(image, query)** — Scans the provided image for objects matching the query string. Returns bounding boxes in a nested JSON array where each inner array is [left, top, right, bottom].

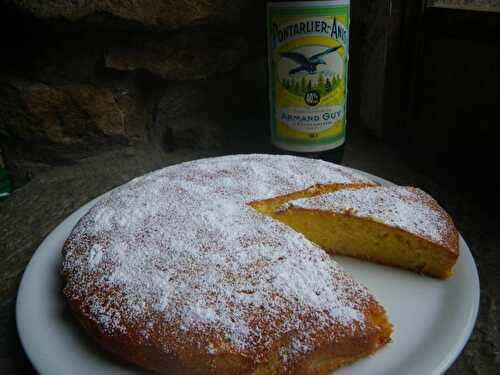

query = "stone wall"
[[0, 0, 380, 187], [0, 1, 269, 186]]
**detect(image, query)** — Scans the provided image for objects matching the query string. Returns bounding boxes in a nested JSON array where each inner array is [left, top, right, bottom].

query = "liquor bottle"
[[267, 0, 350, 164]]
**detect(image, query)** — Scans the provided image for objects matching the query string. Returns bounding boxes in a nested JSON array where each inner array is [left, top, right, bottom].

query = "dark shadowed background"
[[0, 0, 499, 374]]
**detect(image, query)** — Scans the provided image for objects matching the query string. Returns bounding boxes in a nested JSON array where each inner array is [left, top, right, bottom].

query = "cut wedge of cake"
[[268, 186, 459, 279]]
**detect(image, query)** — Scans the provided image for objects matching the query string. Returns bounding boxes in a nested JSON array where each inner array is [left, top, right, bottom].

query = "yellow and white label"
[[267, 1, 350, 152]]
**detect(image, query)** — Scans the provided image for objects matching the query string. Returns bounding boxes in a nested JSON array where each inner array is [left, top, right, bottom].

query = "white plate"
[[16, 168, 480, 375]]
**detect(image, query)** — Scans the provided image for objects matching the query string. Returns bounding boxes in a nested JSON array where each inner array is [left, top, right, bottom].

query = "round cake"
[[62, 154, 392, 374]]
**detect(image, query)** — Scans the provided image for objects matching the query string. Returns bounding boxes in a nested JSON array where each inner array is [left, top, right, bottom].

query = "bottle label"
[[267, 1, 349, 152]]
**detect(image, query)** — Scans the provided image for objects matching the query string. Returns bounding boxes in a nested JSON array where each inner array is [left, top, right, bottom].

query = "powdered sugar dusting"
[[62, 154, 376, 362], [287, 186, 452, 245]]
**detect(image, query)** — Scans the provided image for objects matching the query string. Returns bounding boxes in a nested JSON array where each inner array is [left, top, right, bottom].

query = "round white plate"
[[16, 168, 480, 375]]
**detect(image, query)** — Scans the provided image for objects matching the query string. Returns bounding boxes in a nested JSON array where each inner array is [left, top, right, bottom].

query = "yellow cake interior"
[[251, 184, 457, 279]]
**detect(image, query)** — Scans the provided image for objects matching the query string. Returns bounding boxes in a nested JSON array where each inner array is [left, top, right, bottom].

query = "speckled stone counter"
[[1, 129, 498, 374]]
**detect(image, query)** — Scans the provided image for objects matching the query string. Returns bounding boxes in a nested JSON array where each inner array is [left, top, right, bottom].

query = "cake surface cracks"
[[62, 154, 378, 365]]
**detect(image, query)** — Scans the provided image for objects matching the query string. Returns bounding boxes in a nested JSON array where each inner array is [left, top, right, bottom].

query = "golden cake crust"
[[62, 154, 391, 375], [65, 290, 391, 375]]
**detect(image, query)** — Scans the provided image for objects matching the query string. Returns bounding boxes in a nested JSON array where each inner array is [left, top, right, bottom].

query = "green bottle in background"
[[0, 150, 12, 201], [267, 0, 350, 164]]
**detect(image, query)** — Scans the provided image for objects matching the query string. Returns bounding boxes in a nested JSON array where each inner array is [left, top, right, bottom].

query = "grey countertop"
[[1, 128, 498, 374]]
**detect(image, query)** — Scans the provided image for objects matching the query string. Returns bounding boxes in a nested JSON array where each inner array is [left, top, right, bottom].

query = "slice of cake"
[[271, 186, 459, 279]]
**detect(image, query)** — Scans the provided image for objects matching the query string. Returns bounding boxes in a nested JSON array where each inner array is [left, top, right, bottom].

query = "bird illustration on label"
[[280, 46, 342, 75]]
